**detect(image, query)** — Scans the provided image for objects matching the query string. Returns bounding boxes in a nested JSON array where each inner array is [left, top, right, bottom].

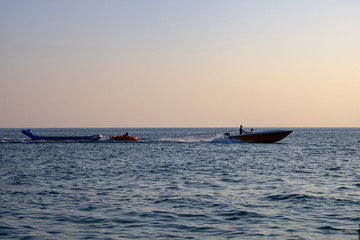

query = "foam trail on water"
[[155, 134, 241, 143], [2, 135, 242, 144], [1, 138, 31, 143], [156, 136, 215, 143], [210, 134, 241, 143]]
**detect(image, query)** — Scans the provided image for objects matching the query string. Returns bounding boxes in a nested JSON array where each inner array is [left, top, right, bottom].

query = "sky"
[[1, 0, 359, 128]]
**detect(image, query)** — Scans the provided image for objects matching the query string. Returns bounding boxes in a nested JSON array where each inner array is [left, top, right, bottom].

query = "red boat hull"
[[110, 135, 138, 141], [228, 130, 292, 143]]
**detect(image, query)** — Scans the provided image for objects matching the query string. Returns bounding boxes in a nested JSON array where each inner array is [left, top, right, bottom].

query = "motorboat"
[[224, 130, 292, 143], [21, 129, 102, 141], [110, 134, 138, 141]]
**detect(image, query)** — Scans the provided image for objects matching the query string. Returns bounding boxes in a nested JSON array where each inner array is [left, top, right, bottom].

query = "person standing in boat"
[[240, 125, 248, 135], [239, 125, 245, 135]]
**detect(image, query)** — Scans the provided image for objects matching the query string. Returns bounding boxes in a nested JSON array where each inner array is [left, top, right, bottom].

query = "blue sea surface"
[[1, 128, 360, 239]]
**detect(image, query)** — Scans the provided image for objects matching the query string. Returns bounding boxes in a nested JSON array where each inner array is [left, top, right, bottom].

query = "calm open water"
[[1, 128, 359, 239]]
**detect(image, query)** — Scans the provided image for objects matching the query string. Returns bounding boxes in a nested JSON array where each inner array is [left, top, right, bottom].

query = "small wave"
[[317, 225, 345, 232], [216, 209, 265, 220], [326, 166, 342, 171], [262, 193, 314, 203]]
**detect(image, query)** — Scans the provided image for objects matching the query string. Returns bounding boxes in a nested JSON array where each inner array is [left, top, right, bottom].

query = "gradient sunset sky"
[[1, 0, 359, 128]]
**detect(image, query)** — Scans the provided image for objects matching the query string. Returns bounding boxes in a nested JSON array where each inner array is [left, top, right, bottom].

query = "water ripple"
[[1, 128, 359, 239]]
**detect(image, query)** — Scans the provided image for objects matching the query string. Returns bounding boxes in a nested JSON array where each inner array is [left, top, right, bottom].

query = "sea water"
[[1, 128, 359, 239]]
